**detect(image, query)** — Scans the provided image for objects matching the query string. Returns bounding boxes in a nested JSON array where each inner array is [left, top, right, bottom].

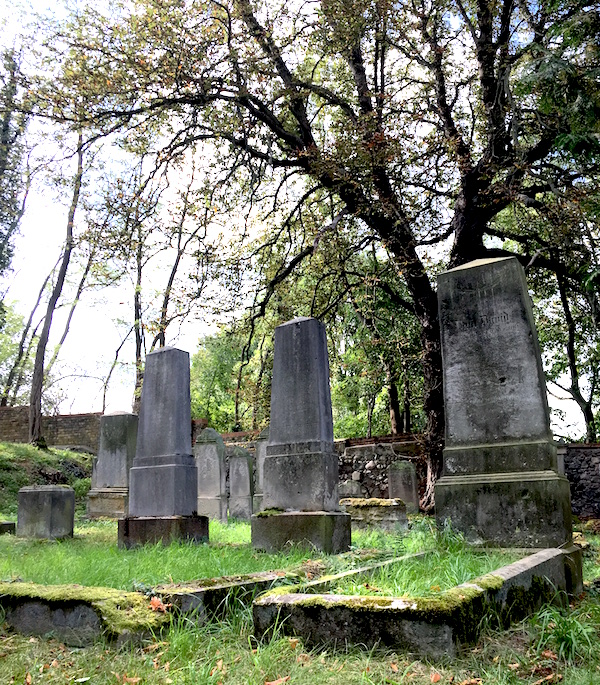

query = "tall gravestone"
[[194, 427, 227, 521], [87, 412, 138, 518], [118, 347, 208, 547], [251, 317, 351, 553], [228, 447, 254, 520], [435, 257, 573, 547]]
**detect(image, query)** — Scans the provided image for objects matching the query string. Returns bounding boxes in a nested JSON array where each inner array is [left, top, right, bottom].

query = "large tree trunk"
[[29, 133, 83, 445]]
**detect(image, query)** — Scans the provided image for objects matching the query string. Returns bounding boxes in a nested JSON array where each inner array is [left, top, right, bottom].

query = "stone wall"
[[564, 444, 600, 518]]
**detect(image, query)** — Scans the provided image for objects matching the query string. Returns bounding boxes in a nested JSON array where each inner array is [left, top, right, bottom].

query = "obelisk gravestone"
[[251, 317, 351, 553], [118, 347, 208, 547], [435, 257, 573, 547]]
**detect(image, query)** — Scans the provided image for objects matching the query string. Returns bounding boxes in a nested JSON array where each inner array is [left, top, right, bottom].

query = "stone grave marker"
[[252, 426, 269, 512], [194, 427, 227, 521], [388, 460, 419, 513], [435, 257, 573, 547], [228, 447, 254, 520], [118, 347, 208, 547], [17, 485, 74, 539], [251, 317, 351, 553], [87, 412, 138, 518]]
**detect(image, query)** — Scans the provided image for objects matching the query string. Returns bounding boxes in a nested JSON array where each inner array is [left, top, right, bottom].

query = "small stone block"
[[0, 521, 16, 535], [196, 496, 228, 522], [340, 497, 408, 532], [251, 511, 351, 554], [17, 486, 75, 539], [118, 515, 209, 549], [87, 488, 128, 519], [388, 461, 419, 513]]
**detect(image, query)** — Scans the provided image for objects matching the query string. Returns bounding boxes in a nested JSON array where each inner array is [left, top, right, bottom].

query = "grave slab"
[[435, 258, 573, 547], [87, 412, 137, 518], [17, 486, 74, 539], [194, 427, 227, 522]]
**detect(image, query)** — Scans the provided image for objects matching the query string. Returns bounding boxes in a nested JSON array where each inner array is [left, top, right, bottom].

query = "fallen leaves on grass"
[[430, 672, 441, 683], [265, 677, 290, 685], [149, 596, 171, 612], [532, 676, 563, 685]]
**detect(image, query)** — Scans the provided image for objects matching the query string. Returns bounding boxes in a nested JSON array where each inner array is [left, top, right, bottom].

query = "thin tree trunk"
[[132, 225, 144, 414], [29, 131, 83, 445], [385, 360, 401, 435], [1, 258, 59, 405], [402, 360, 411, 433]]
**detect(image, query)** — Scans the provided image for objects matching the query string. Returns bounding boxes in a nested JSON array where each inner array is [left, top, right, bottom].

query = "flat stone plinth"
[[435, 471, 572, 547], [87, 488, 128, 519], [17, 486, 75, 539], [251, 511, 351, 554], [340, 498, 408, 532], [1, 521, 16, 535], [118, 515, 209, 549]]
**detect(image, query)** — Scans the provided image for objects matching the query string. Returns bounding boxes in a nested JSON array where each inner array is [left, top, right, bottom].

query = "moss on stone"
[[254, 508, 285, 518], [339, 498, 400, 508], [0, 581, 169, 636]]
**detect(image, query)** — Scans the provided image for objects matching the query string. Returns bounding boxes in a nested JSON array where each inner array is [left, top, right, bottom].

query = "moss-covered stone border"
[[0, 580, 170, 646], [253, 546, 583, 659]]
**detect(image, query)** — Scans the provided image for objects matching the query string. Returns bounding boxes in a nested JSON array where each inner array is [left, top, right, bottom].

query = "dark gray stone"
[[0, 521, 15, 535], [17, 486, 74, 539], [253, 427, 269, 512], [194, 428, 227, 521], [128, 347, 197, 518], [267, 317, 334, 455], [228, 447, 253, 520], [6, 601, 102, 647], [435, 258, 573, 547], [388, 461, 419, 512], [251, 511, 351, 554], [118, 515, 208, 548]]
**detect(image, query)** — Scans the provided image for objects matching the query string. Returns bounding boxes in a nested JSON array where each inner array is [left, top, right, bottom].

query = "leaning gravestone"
[[435, 257, 573, 547], [17, 485, 75, 539], [251, 317, 351, 553], [194, 428, 227, 521], [228, 447, 254, 520], [118, 347, 208, 547], [87, 412, 138, 518]]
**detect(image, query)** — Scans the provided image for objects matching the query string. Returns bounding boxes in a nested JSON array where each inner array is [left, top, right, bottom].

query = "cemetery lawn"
[[1, 521, 599, 684]]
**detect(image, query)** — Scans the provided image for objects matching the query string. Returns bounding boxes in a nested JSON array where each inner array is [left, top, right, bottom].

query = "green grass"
[[0, 441, 92, 516]]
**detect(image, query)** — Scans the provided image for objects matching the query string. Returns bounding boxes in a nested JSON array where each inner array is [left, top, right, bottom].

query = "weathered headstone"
[[194, 427, 227, 521], [228, 447, 254, 520], [251, 317, 351, 553], [87, 412, 138, 518], [118, 347, 208, 547], [435, 257, 573, 547], [388, 460, 419, 513], [339, 479, 363, 498], [17, 485, 75, 539], [340, 497, 408, 532], [252, 426, 269, 513]]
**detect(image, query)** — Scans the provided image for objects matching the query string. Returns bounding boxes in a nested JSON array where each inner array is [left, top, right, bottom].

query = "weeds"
[[534, 603, 596, 663]]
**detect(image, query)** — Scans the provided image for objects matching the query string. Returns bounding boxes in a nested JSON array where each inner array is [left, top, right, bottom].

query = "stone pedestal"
[[194, 428, 227, 522], [87, 412, 137, 518], [121, 347, 207, 547], [17, 486, 75, 539], [340, 497, 408, 532], [251, 511, 351, 554], [229, 447, 253, 520], [251, 317, 350, 553], [118, 515, 208, 549], [435, 258, 573, 547], [388, 461, 419, 513]]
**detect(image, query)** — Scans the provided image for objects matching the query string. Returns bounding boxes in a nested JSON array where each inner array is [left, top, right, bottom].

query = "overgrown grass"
[[0, 441, 92, 516]]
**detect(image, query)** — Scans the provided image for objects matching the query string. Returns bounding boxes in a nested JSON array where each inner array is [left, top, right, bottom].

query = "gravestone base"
[[197, 496, 227, 522], [1, 521, 15, 535], [253, 493, 263, 513], [340, 498, 408, 532], [118, 515, 209, 549], [435, 471, 572, 548], [251, 511, 351, 554], [86, 488, 128, 519], [17, 486, 75, 539]]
